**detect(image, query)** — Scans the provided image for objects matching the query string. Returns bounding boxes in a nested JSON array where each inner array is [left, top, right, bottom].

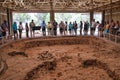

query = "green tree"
[[34, 13, 50, 25], [13, 13, 31, 22]]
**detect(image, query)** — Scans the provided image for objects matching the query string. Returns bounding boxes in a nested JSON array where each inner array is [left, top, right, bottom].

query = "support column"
[[50, 10, 54, 22], [7, 8, 10, 35], [102, 10, 105, 24], [90, 10, 94, 23], [110, 0, 112, 20], [7, 8, 12, 35], [50, 0, 54, 22], [10, 10, 13, 35], [90, 0, 94, 23]]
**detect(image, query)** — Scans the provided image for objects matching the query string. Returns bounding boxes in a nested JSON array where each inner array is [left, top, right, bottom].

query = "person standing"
[[1, 20, 8, 44], [29, 20, 35, 37], [41, 21, 46, 36], [68, 22, 73, 35], [84, 21, 89, 35], [91, 19, 97, 36], [73, 21, 78, 35], [104, 21, 110, 37], [53, 20, 58, 36], [12, 22, 18, 39], [109, 19, 115, 34], [86, 21, 90, 35], [80, 21, 83, 35], [25, 23, 29, 38], [116, 21, 120, 35], [98, 21, 105, 37], [47, 22, 52, 36], [114, 21, 119, 35], [0, 25, 2, 38], [59, 21, 65, 36], [64, 21, 68, 35], [18, 22, 23, 39]]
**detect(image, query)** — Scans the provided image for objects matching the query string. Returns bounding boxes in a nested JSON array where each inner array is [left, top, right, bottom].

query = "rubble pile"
[[60, 55, 72, 62], [37, 51, 54, 61]]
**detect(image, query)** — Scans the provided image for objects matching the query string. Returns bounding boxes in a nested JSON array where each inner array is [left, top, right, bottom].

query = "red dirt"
[[0, 36, 120, 80]]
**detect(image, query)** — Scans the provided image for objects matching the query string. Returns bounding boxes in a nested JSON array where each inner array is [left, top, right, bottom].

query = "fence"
[[102, 33, 120, 44]]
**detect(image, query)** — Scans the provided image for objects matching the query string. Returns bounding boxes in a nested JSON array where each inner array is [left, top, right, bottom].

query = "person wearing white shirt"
[[18, 22, 23, 39]]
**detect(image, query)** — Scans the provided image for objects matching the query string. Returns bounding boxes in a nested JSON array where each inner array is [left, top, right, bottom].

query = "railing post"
[[115, 35, 117, 43], [109, 33, 110, 40]]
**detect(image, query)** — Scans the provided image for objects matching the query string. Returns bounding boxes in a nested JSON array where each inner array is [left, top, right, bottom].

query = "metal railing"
[[101, 33, 120, 44]]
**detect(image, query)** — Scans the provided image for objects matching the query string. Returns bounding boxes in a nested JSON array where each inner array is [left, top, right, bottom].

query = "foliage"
[[13, 13, 102, 26], [13, 13, 31, 23], [34, 13, 50, 25]]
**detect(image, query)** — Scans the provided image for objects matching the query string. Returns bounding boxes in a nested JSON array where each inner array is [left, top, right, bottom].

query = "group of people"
[[12, 20, 90, 39], [39, 20, 90, 36], [12, 21, 30, 39], [58, 21, 90, 36], [0, 19, 120, 44], [91, 19, 120, 37], [12, 20, 59, 39], [36, 20, 90, 36]]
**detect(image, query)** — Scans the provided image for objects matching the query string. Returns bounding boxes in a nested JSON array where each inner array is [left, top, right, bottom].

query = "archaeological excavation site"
[[0, 36, 120, 80], [0, 0, 120, 80]]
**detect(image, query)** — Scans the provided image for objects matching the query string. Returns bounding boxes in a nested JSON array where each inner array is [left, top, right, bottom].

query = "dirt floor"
[[0, 36, 120, 80]]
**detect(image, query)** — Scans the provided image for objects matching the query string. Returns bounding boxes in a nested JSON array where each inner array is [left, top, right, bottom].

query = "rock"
[[43, 60, 57, 71], [8, 51, 28, 57], [82, 59, 97, 68], [38, 51, 54, 61], [60, 55, 72, 62], [57, 72, 62, 77]]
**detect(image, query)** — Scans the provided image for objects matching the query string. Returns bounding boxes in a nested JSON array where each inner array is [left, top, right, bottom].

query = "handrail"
[[101, 32, 120, 44]]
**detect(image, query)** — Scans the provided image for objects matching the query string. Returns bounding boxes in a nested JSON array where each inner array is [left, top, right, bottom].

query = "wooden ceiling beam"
[[0, 0, 119, 12]]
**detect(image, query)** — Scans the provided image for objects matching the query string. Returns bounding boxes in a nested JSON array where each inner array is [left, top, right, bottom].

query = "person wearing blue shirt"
[[41, 21, 46, 36], [12, 22, 18, 39], [69, 22, 73, 35]]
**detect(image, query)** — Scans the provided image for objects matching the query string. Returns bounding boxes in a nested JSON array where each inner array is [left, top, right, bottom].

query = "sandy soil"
[[0, 36, 120, 80]]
